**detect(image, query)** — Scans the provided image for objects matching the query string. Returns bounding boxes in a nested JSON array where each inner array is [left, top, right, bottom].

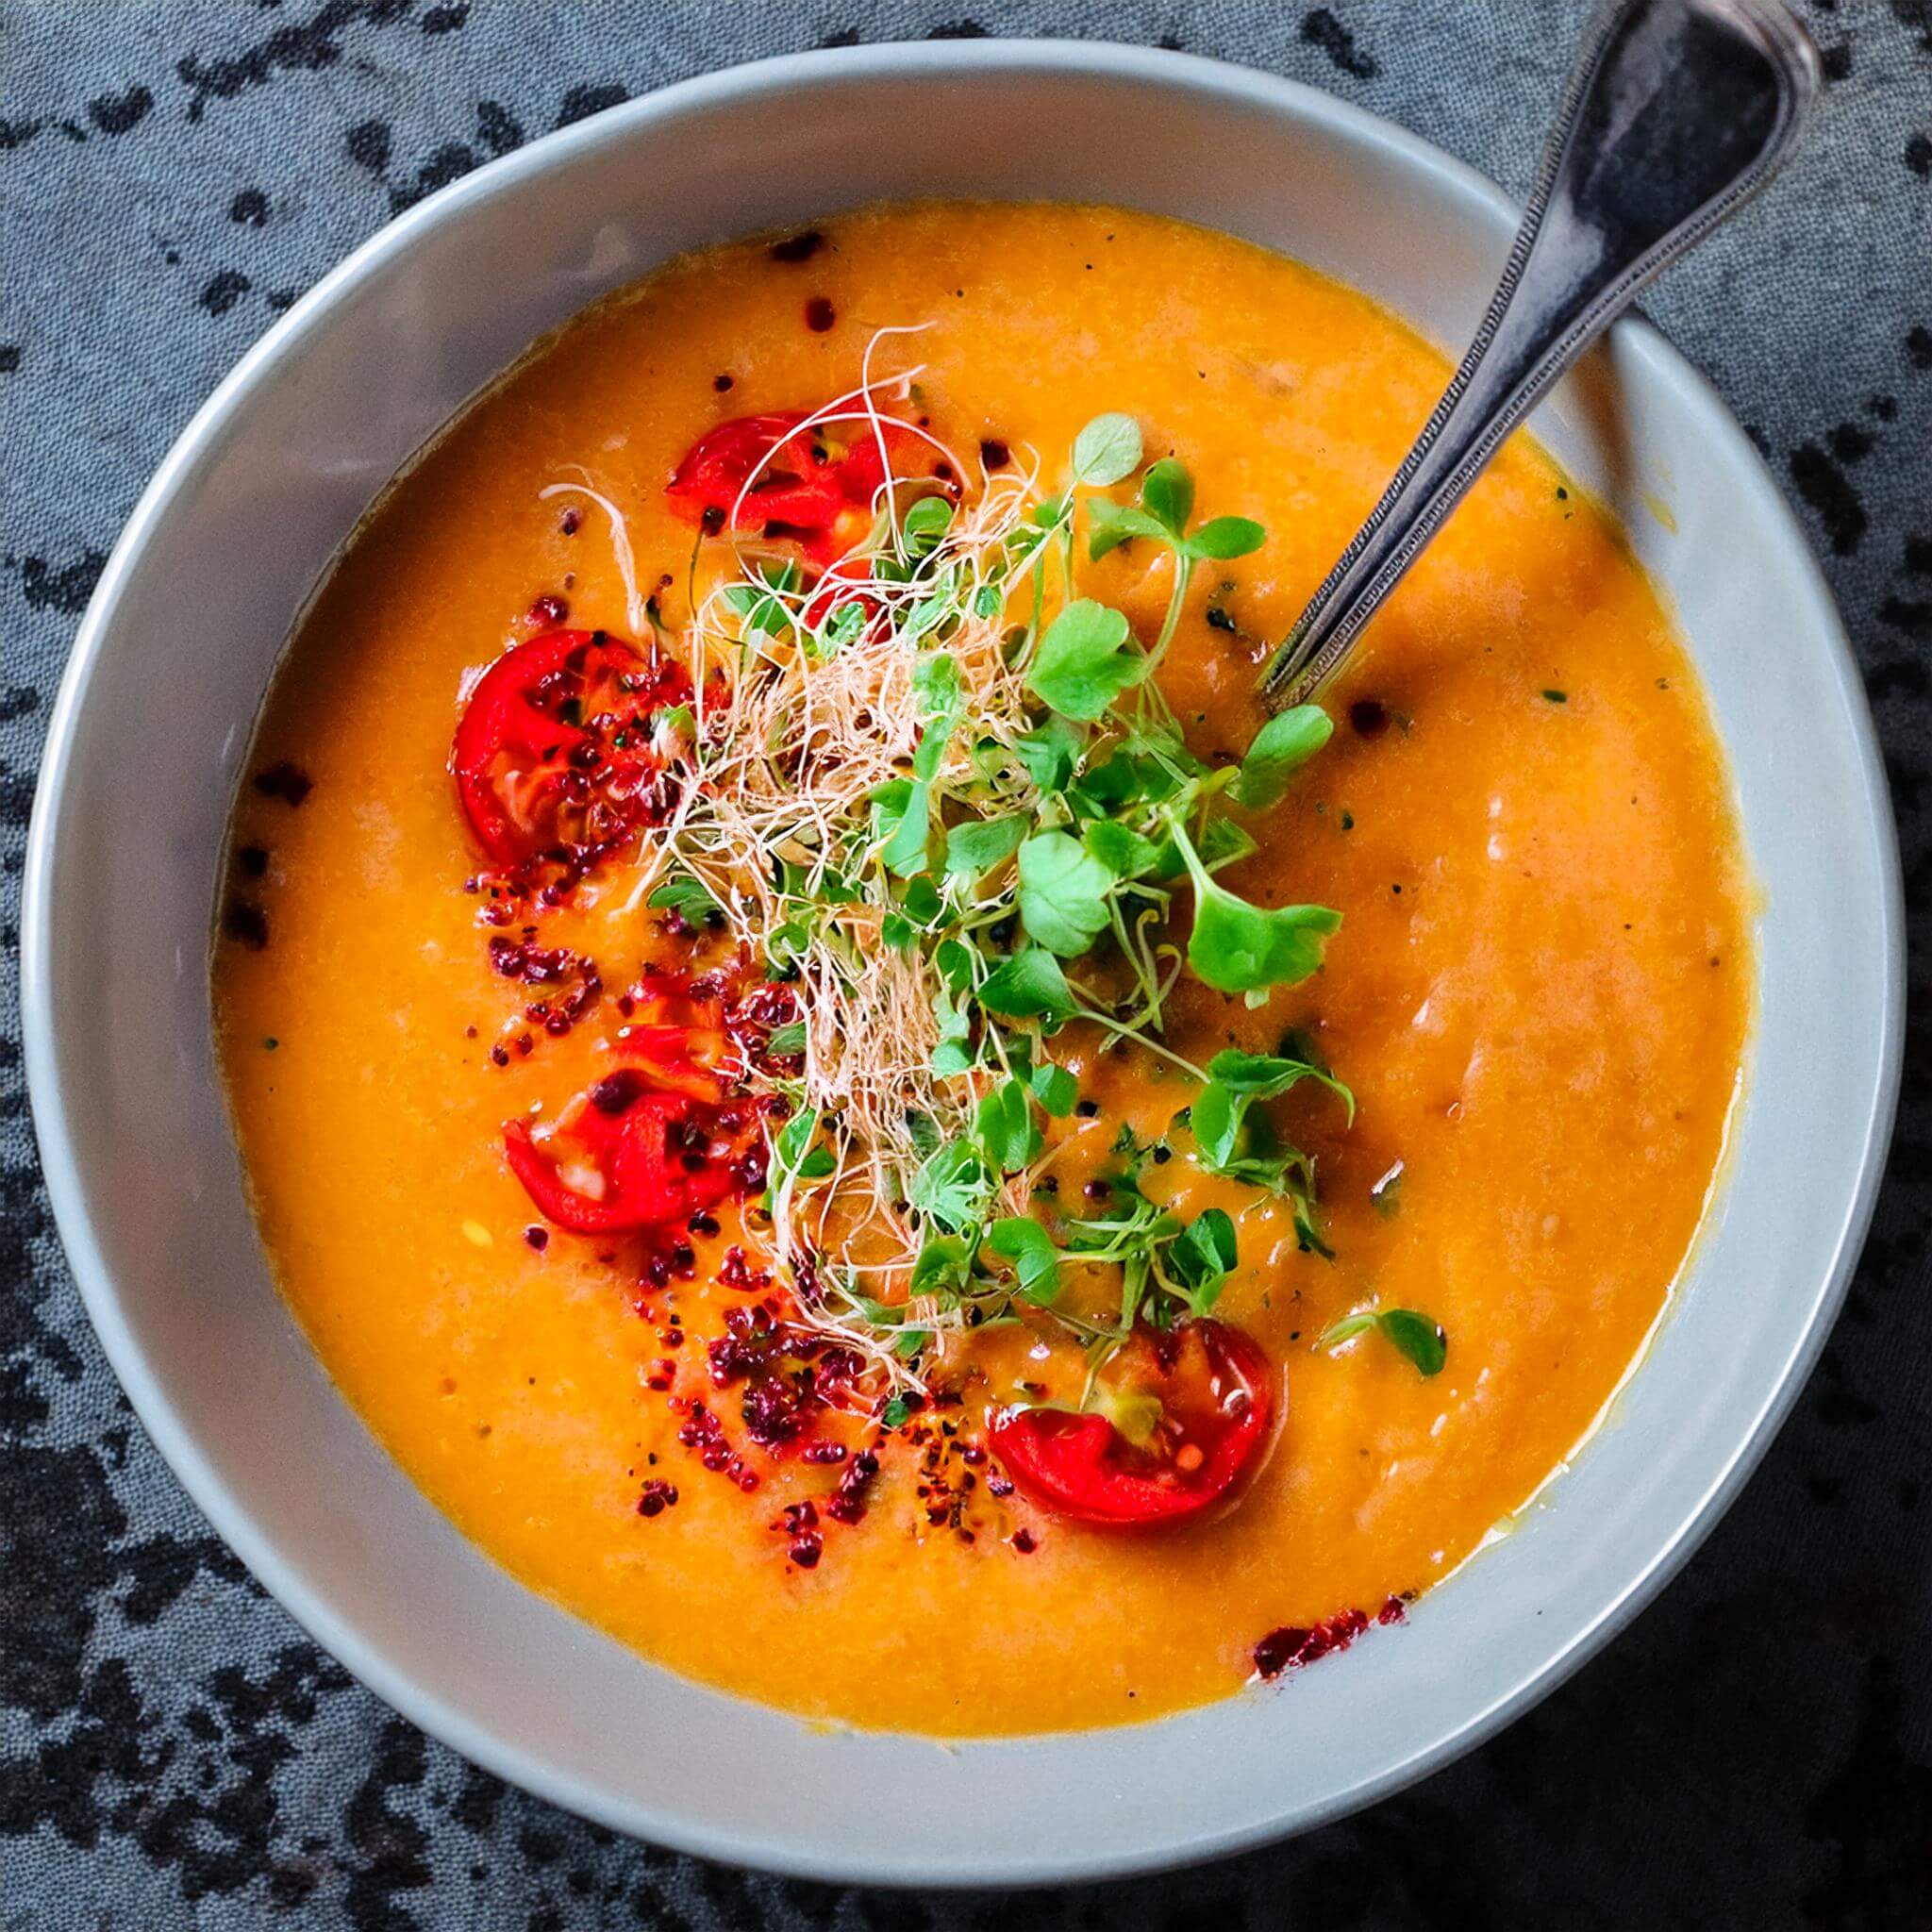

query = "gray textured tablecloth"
[[3, 4, 1929, 1926]]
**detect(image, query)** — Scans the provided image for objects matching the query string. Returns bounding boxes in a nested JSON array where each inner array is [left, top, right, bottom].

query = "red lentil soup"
[[215, 203, 1751, 1738]]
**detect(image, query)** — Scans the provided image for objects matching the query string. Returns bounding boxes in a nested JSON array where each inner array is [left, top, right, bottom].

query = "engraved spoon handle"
[[1258, 0, 1820, 710]]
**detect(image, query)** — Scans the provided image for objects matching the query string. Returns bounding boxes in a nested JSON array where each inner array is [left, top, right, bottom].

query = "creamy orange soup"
[[215, 203, 1750, 1737]]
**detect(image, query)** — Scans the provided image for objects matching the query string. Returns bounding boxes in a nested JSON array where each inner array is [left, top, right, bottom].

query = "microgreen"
[[1026, 600, 1148, 722], [666, 379, 1360, 1388], [976, 946, 1076, 1024], [988, 1214, 1063, 1304], [975, 1077, 1044, 1174], [1170, 817, 1341, 994], [944, 813, 1028, 883], [1017, 831, 1117, 957], [1029, 1061, 1078, 1117], [1166, 1207, 1238, 1315], [909, 1137, 991, 1234], [1191, 1047, 1354, 1174], [647, 874, 720, 922], [1072, 411, 1144, 488], [1230, 706, 1335, 810], [1318, 1307, 1447, 1377]]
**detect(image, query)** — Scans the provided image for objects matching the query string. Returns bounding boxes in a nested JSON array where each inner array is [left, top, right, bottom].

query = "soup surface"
[[216, 203, 1751, 1737]]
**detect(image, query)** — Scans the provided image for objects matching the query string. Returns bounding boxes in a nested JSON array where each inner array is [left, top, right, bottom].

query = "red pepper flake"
[[979, 438, 1010, 470], [558, 507, 581, 536], [1011, 1527, 1037, 1555], [528, 591, 569, 625], [251, 760, 313, 807], [1376, 1593, 1408, 1625], [804, 296, 836, 333], [771, 230, 825, 263], [789, 1534, 822, 1569], [234, 844, 270, 878], [712, 373, 734, 392], [523, 1225, 549, 1252], [223, 901, 269, 949], [1349, 698, 1390, 739], [638, 1478, 679, 1517], [1253, 1607, 1375, 1680]]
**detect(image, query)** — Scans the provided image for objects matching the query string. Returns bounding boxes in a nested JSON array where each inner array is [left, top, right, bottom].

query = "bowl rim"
[[22, 35, 1905, 1887]]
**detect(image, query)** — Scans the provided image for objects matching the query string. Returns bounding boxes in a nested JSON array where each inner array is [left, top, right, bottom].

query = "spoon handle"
[[1258, 0, 1820, 710]]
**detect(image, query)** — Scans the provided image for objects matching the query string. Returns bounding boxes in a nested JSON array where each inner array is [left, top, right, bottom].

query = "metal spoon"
[[1258, 0, 1820, 710]]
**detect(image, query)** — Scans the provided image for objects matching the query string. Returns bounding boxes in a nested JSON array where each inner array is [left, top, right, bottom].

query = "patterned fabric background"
[[2, 3, 1928, 1927]]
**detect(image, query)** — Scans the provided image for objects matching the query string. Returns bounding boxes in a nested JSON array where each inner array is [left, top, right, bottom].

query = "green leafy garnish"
[[944, 813, 1028, 883], [1017, 831, 1117, 956], [657, 394, 1357, 1385], [1026, 599, 1148, 722], [988, 1215, 1062, 1304], [1172, 815, 1341, 993], [1318, 1307, 1447, 1377], [1071, 411, 1143, 487], [647, 874, 721, 922], [974, 1078, 1044, 1174], [976, 946, 1075, 1023], [1029, 1061, 1078, 1117], [1191, 1048, 1354, 1174], [909, 1138, 991, 1233], [1229, 706, 1335, 809]]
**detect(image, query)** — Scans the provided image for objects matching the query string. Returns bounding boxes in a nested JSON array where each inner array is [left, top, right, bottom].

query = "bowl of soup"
[[23, 38, 1901, 1885]]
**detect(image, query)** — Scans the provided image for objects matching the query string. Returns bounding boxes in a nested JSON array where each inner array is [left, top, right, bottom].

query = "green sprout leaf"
[[872, 776, 932, 878], [903, 493, 955, 558], [772, 1108, 835, 1188], [1186, 515, 1267, 561], [1072, 412, 1144, 488], [1017, 830, 1117, 957], [1187, 879, 1341, 995], [910, 1233, 976, 1301], [1013, 712, 1086, 793], [988, 1215, 1063, 1305], [1141, 458, 1194, 538], [1086, 499, 1171, 561], [909, 1138, 991, 1234], [1029, 1061, 1078, 1117], [1229, 705, 1335, 809], [1166, 1208, 1238, 1314], [1082, 819, 1163, 881], [1318, 1307, 1447, 1377], [974, 1078, 1043, 1174], [944, 813, 1028, 883], [975, 946, 1075, 1024], [1026, 600, 1147, 722], [647, 874, 720, 923]]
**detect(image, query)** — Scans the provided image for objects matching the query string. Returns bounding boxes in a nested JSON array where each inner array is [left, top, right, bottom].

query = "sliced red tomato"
[[504, 1070, 737, 1235], [451, 628, 691, 871], [989, 1320, 1275, 1528], [618, 974, 737, 1102], [667, 410, 917, 564]]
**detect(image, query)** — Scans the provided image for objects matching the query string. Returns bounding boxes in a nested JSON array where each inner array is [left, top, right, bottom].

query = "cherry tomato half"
[[666, 410, 914, 563], [616, 972, 737, 1103], [451, 628, 691, 871], [989, 1320, 1275, 1528], [504, 1069, 738, 1236]]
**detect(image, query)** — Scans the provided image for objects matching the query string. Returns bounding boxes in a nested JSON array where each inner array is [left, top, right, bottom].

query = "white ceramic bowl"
[[24, 41, 1902, 1886]]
